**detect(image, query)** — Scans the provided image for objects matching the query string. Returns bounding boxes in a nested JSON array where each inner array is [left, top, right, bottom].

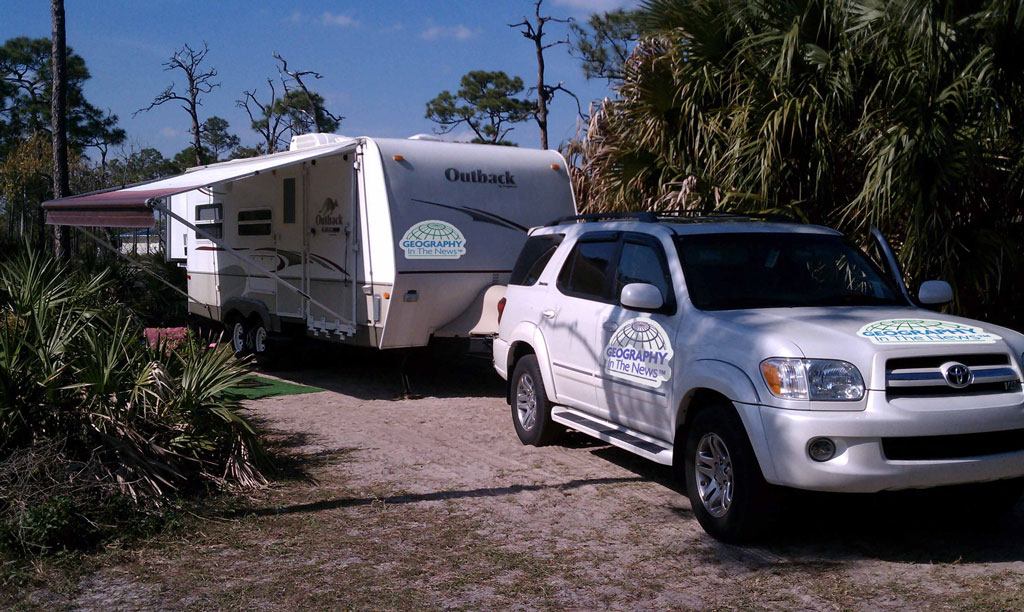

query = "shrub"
[[0, 247, 266, 554]]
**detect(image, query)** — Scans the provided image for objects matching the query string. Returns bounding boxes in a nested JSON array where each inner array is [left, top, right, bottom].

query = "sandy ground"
[[14, 346, 1024, 610]]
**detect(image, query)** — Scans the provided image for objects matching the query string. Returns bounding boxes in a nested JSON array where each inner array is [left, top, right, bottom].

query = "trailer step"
[[551, 407, 674, 465]]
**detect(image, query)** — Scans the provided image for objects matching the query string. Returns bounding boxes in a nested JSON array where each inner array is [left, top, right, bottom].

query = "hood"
[[703, 306, 1023, 390]]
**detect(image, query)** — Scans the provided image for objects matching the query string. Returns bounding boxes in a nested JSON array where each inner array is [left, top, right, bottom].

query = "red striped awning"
[[42, 138, 355, 228], [43, 188, 180, 228]]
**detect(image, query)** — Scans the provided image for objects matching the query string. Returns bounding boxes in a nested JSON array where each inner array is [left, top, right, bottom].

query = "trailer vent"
[[289, 133, 350, 151]]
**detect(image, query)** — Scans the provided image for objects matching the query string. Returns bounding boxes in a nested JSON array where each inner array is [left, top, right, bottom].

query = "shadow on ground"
[[247, 340, 1024, 568], [230, 475, 647, 519], [261, 338, 504, 400], [587, 439, 1024, 565]]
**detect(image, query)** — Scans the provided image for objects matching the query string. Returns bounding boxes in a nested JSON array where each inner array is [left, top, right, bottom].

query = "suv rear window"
[[557, 238, 619, 301], [510, 234, 564, 286]]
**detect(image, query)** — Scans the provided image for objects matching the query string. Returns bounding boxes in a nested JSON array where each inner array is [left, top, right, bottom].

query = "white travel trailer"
[[44, 134, 577, 361]]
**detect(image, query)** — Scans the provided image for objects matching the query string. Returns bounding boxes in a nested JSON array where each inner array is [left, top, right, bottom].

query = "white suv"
[[493, 213, 1024, 541]]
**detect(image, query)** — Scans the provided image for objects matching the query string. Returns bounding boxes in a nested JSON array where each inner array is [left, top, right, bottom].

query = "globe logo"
[[400, 219, 467, 260], [604, 317, 674, 388], [408, 221, 461, 242], [610, 320, 667, 351], [858, 318, 999, 344]]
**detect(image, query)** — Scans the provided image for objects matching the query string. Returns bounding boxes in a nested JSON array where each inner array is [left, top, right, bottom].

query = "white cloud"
[[438, 129, 478, 143], [287, 11, 302, 24], [421, 24, 478, 41], [380, 23, 405, 33], [321, 12, 358, 27], [159, 127, 180, 139]]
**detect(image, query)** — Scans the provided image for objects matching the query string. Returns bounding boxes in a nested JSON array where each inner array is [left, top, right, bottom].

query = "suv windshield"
[[674, 232, 907, 310]]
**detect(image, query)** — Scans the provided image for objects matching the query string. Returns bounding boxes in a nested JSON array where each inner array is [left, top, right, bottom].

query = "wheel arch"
[[222, 297, 279, 333], [673, 360, 776, 482], [504, 323, 558, 406]]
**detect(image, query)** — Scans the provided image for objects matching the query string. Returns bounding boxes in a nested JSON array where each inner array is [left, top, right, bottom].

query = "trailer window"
[[510, 234, 563, 286], [238, 208, 272, 236], [195, 203, 222, 240], [283, 178, 296, 224]]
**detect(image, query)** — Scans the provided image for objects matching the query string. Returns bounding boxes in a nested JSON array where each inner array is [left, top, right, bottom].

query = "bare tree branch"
[[508, 0, 576, 149], [135, 42, 220, 166], [273, 52, 343, 134], [237, 78, 289, 154]]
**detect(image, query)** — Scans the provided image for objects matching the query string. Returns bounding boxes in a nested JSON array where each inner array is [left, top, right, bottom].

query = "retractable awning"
[[43, 140, 355, 227]]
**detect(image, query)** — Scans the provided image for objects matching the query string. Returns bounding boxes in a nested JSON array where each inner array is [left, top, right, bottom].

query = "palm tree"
[[50, 0, 70, 260], [568, 0, 1024, 328]]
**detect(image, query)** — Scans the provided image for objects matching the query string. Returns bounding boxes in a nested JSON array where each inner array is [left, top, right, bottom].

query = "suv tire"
[[510, 355, 564, 446], [684, 404, 778, 543]]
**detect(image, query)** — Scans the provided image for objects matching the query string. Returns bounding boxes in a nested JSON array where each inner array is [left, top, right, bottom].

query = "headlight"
[[760, 358, 865, 401]]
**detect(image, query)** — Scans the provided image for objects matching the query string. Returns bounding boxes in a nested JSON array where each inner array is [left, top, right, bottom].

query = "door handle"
[[602, 321, 619, 331], [541, 309, 556, 319]]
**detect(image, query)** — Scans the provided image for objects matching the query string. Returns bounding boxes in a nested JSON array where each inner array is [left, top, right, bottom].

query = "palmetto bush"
[[0, 247, 265, 528], [568, 0, 1024, 328]]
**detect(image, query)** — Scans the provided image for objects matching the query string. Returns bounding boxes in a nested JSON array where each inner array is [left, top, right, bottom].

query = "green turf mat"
[[228, 375, 322, 400]]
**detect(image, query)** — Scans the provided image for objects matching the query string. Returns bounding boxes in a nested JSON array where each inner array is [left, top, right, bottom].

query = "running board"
[[551, 407, 674, 465]]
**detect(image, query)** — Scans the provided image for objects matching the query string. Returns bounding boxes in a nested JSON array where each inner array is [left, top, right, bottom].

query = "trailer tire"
[[250, 321, 276, 368], [227, 316, 250, 357]]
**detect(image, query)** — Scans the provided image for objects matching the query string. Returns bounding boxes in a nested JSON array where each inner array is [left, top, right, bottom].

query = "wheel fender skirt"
[[223, 297, 279, 332]]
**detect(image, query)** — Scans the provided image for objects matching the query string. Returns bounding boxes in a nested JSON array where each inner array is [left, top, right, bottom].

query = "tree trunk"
[[536, 39, 549, 150], [190, 106, 202, 166], [51, 0, 71, 260]]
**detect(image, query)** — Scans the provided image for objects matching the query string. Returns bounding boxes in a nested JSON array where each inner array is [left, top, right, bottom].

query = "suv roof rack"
[[546, 211, 658, 226], [546, 210, 799, 227]]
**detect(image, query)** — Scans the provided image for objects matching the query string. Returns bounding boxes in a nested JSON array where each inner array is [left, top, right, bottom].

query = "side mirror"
[[918, 280, 953, 305], [620, 283, 664, 311]]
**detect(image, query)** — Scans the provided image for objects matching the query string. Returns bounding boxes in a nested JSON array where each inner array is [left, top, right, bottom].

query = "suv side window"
[[510, 234, 563, 286], [615, 236, 675, 312], [557, 235, 619, 302]]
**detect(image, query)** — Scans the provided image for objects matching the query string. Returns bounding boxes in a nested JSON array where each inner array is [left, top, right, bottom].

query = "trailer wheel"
[[227, 316, 250, 357], [250, 322, 276, 368]]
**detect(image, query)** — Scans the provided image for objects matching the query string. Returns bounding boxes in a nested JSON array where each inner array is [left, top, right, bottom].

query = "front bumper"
[[738, 389, 1024, 492]]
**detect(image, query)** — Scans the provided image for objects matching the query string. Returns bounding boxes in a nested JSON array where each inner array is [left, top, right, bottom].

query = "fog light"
[[808, 438, 836, 462]]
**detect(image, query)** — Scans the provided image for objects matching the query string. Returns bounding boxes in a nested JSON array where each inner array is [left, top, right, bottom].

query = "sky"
[[1, 0, 639, 158]]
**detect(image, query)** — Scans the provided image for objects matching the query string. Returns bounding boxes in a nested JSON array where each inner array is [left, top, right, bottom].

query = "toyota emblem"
[[941, 362, 974, 389]]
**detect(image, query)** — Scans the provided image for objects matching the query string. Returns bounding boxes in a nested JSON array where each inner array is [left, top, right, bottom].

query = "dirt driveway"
[[21, 346, 1024, 611]]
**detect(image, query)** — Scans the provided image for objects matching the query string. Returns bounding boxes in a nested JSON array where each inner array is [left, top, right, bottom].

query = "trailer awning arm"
[[74, 226, 216, 321], [42, 140, 355, 227], [146, 197, 355, 335]]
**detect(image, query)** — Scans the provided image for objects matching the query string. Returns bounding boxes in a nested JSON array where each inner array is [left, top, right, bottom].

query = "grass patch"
[[227, 375, 322, 400]]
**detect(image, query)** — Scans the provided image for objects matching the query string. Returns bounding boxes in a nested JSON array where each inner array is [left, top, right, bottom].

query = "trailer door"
[[273, 170, 306, 319], [303, 154, 357, 337]]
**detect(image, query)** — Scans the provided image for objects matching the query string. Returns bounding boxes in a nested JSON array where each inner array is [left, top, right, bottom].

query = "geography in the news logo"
[[857, 319, 1001, 344], [400, 220, 467, 259], [604, 318, 674, 388]]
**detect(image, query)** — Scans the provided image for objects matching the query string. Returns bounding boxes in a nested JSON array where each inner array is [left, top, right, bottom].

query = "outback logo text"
[[444, 167, 517, 187]]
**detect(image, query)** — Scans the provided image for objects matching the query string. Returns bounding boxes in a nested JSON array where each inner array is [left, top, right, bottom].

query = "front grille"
[[883, 428, 1024, 460], [889, 381, 1020, 398], [885, 353, 1019, 398], [887, 353, 1010, 370]]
